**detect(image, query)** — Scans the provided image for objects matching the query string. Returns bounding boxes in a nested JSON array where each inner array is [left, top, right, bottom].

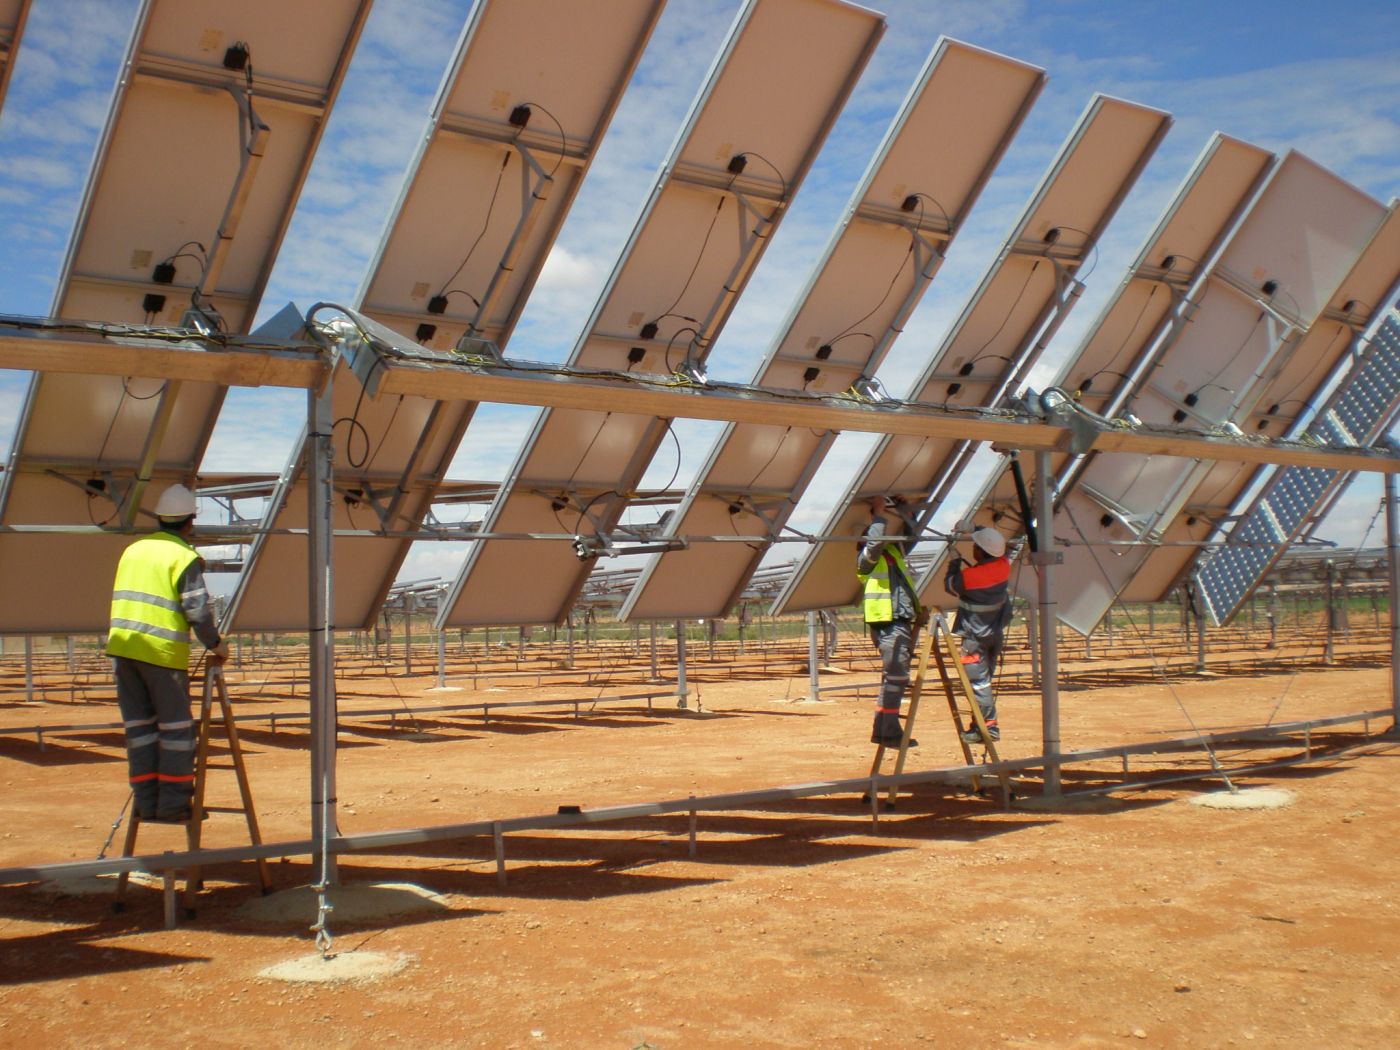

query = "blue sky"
[[2, 0, 1400, 583]]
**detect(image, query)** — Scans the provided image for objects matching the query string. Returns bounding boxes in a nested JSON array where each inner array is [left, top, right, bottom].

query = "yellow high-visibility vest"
[[858, 545, 919, 624], [107, 532, 199, 669]]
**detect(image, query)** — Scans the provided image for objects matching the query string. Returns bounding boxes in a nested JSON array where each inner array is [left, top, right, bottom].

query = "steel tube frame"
[[1035, 451, 1062, 795], [307, 379, 338, 881], [3, 708, 1387, 891], [1388, 472, 1400, 724]]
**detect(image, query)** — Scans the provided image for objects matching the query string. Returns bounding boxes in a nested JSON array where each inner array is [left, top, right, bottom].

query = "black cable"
[[1188, 311, 1266, 403], [744, 425, 791, 490], [1265, 322, 1350, 411], [364, 394, 405, 472], [960, 259, 1041, 377], [122, 376, 166, 401], [650, 190, 730, 334], [1086, 282, 1159, 391], [1052, 224, 1100, 280], [663, 327, 700, 374], [823, 203, 919, 348], [86, 488, 118, 528], [333, 381, 372, 469], [517, 100, 568, 178], [659, 420, 683, 494], [437, 152, 512, 300], [734, 150, 788, 200]]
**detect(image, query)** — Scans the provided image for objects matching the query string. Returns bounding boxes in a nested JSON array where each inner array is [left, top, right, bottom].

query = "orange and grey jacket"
[[944, 554, 1011, 647]]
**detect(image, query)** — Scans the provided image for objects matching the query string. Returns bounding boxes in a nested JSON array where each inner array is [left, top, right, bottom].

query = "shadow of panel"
[[0, 928, 208, 985]]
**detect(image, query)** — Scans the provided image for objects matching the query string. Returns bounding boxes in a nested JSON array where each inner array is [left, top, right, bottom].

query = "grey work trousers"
[[960, 636, 1000, 728], [868, 619, 914, 743], [113, 656, 196, 818]]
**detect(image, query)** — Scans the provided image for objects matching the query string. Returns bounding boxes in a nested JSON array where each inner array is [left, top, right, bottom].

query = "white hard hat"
[[972, 527, 1005, 558], [155, 484, 197, 520]]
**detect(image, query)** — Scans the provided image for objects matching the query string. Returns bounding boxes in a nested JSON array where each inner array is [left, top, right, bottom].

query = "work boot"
[[872, 734, 918, 749], [961, 723, 999, 743], [151, 807, 209, 824]]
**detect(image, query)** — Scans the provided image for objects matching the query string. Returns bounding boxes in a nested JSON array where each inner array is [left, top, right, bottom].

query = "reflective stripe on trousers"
[[113, 656, 196, 814], [869, 619, 913, 741]]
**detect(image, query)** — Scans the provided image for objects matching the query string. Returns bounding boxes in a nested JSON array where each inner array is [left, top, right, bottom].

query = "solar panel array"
[[437, 0, 886, 628], [0, 1, 371, 632], [1196, 310, 1400, 624], [226, 0, 660, 631], [773, 94, 1172, 615], [1036, 153, 1393, 634], [618, 38, 1045, 622], [3, 0, 1398, 639], [923, 133, 1276, 587]]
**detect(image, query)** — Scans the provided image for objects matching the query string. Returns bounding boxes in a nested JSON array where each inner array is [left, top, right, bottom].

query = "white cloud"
[[535, 243, 606, 295]]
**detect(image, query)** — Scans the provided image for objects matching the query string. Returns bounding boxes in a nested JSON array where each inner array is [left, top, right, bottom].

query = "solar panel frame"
[[927, 133, 1278, 593], [1038, 153, 1391, 633], [436, 0, 887, 629], [225, 0, 663, 632], [616, 37, 1046, 623], [1196, 307, 1400, 625], [771, 93, 1172, 616], [0, 0, 370, 634]]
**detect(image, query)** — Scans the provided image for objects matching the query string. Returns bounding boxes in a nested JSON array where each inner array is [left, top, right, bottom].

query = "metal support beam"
[[5, 321, 1400, 477], [1389, 472, 1400, 726], [1026, 605, 1040, 688], [1035, 451, 1061, 796], [806, 610, 820, 702], [1325, 560, 1337, 666], [675, 620, 688, 709], [307, 379, 338, 883], [1195, 595, 1206, 673]]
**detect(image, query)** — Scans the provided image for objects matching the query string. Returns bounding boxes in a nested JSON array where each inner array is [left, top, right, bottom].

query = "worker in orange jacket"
[[944, 528, 1011, 742]]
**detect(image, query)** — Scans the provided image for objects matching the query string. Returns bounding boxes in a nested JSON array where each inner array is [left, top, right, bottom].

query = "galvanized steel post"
[[1035, 451, 1061, 795], [307, 378, 338, 882]]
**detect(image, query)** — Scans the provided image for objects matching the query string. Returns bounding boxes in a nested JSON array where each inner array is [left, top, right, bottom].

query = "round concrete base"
[[258, 950, 409, 984], [1191, 787, 1295, 810]]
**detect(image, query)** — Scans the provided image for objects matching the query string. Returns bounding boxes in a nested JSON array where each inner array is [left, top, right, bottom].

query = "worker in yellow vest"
[[107, 484, 228, 822], [857, 494, 923, 748]]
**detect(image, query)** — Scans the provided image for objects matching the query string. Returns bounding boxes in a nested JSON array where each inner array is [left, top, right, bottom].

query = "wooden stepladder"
[[868, 613, 1012, 809], [114, 664, 271, 919], [928, 614, 1011, 805], [867, 623, 936, 809]]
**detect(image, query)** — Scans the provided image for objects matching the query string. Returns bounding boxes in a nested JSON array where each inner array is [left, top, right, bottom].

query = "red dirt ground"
[[1, 630, 1398, 1048]]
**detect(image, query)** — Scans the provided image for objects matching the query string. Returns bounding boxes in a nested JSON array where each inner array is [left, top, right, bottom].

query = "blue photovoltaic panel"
[[1197, 310, 1400, 624]]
